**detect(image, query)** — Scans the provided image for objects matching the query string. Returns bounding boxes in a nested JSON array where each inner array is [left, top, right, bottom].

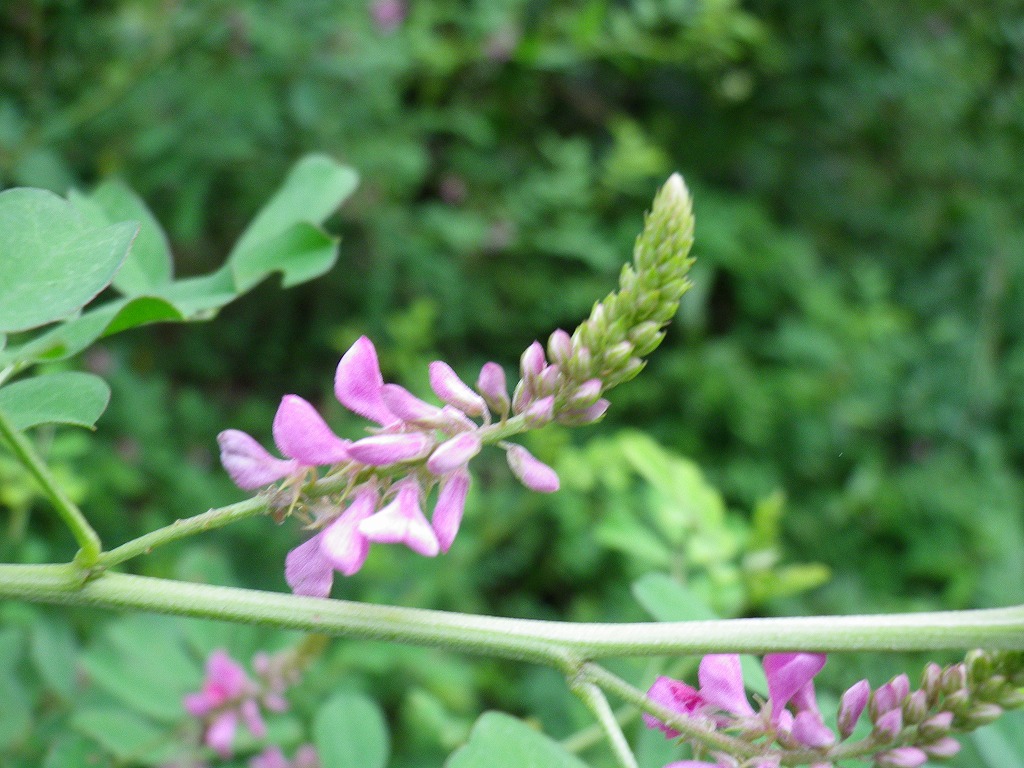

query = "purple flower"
[[250, 744, 321, 768], [284, 531, 335, 598], [698, 654, 754, 717], [348, 432, 434, 466], [427, 433, 482, 475], [321, 486, 378, 576], [837, 679, 870, 738], [370, 0, 405, 33], [476, 362, 510, 415], [763, 653, 827, 722]]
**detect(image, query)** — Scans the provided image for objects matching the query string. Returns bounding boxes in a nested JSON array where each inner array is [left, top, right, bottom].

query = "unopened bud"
[[522, 396, 554, 428], [603, 340, 634, 370], [918, 711, 953, 741], [535, 365, 562, 396], [875, 746, 927, 768], [903, 690, 928, 724], [872, 708, 903, 741], [566, 379, 603, 409], [997, 686, 1024, 709], [922, 737, 961, 758], [921, 663, 943, 702], [941, 665, 967, 695], [556, 398, 609, 426], [547, 329, 573, 366], [477, 362, 510, 417], [965, 702, 1003, 727], [520, 341, 546, 380], [837, 679, 871, 739], [628, 320, 665, 356]]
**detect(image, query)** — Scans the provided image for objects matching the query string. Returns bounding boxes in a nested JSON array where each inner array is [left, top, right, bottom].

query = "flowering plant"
[[0, 161, 1021, 767]]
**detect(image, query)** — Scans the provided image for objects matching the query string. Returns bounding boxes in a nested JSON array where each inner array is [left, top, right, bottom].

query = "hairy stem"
[[0, 410, 101, 567], [96, 496, 271, 570], [0, 565, 1020, 663]]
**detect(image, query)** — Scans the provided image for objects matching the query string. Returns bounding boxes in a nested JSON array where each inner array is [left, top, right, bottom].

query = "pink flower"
[[359, 478, 440, 556], [273, 395, 351, 465], [429, 361, 486, 417], [370, 0, 405, 33], [505, 444, 559, 493], [348, 432, 434, 466], [183, 650, 265, 759], [427, 433, 482, 475], [643, 676, 705, 737], [432, 470, 471, 553], [698, 654, 754, 717]]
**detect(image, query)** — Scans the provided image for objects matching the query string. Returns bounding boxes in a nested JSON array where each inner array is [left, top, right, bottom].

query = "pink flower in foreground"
[[359, 477, 440, 557], [645, 652, 833, 750]]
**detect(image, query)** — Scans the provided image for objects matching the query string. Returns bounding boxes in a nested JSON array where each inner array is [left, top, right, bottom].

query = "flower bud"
[[381, 383, 443, 424], [505, 444, 559, 493], [566, 379, 603, 409], [922, 737, 961, 758], [603, 340, 634, 370], [903, 690, 928, 725], [875, 746, 927, 768], [522, 396, 554, 428], [534, 365, 562, 396], [511, 380, 532, 415], [965, 702, 1003, 727], [547, 329, 573, 366], [941, 664, 967, 695], [628, 320, 665, 357], [872, 708, 903, 741], [997, 686, 1024, 709], [837, 679, 870, 739], [918, 711, 953, 740], [477, 362, 510, 417], [520, 341, 546, 380], [921, 662, 943, 702], [555, 399, 610, 426]]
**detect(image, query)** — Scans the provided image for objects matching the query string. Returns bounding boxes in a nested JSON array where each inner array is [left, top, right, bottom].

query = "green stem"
[[569, 678, 639, 768], [96, 496, 271, 570], [0, 410, 101, 567], [0, 566, 1020, 662]]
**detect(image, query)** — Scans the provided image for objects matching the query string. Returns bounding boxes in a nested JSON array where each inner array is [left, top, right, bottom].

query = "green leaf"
[[228, 154, 357, 290], [0, 372, 111, 429], [72, 707, 180, 765], [446, 712, 590, 768], [231, 222, 339, 293], [88, 180, 173, 294], [30, 615, 80, 699], [43, 734, 113, 768], [314, 691, 390, 768], [81, 616, 202, 723], [631, 572, 717, 622], [0, 671, 31, 751], [0, 187, 138, 332]]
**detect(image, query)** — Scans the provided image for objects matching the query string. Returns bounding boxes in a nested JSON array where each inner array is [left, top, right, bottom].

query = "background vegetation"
[[1, 1, 1022, 766]]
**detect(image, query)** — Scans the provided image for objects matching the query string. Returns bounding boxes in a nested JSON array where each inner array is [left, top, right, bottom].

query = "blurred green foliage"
[[2, 0, 1023, 766]]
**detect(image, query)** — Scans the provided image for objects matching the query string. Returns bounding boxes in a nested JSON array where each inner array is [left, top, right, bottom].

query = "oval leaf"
[[0, 188, 138, 332], [314, 691, 390, 768], [0, 372, 111, 430], [445, 712, 590, 768], [89, 180, 173, 295]]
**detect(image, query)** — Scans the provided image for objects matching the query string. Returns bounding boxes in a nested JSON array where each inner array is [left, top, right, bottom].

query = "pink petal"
[[250, 747, 290, 768], [838, 679, 870, 738], [476, 362, 509, 414], [205, 710, 239, 759], [285, 532, 334, 598], [426, 433, 482, 475], [348, 432, 434, 466], [294, 744, 322, 768], [334, 336, 395, 425], [763, 653, 826, 720], [520, 340, 546, 378], [923, 737, 961, 758], [874, 707, 903, 740], [217, 430, 300, 490], [358, 479, 439, 556], [522, 395, 554, 427], [876, 747, 927, 768], [505, 444, 559, 493], [429, 361, 486, 416], [241, 697, 266, 739], [698, 654, 754, 717], [320, 488, 378, 576], [380, 383, 443, 423], [432, 470, 470, 553], [207, 649, 250, 700], [546, 328, 572, 365], [643, 676, 704, 738], [792, 710, 835, 748], [273, 395, 351, 465], [556, 398, 610, 426], [184, 691, 215, 717]]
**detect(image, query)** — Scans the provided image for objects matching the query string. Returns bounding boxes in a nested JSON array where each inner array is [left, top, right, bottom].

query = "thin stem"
[[0, 565, 1020, 663], [97, 496, 271, 569], [569, 679, 639, 768], [580, 662, 759, 758], [562, 703, 636, 755], [0, 409, 101, 567]]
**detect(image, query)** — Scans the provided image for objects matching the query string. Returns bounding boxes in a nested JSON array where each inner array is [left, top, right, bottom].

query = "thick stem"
[[97, 496, 271, 569], [0, 565, 1020, 662], [569, 679, 640, 768], [0, 410, 101, 566]]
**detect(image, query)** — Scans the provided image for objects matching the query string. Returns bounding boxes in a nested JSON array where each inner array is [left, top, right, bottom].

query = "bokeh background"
[[2, 1, 1023, 766]]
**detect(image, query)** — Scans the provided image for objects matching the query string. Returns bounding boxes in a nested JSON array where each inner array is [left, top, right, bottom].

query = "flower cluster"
[[219, 174, 697, 598], [219, 335, 574, 597], [645, 650, 1024, 767], [250, 745, 320, 768], [183, 648, 305, 760]]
